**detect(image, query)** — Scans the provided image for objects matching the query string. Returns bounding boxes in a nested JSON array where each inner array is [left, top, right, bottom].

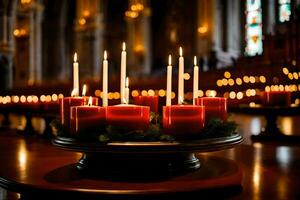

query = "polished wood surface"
[[0, 131, 300, 199]]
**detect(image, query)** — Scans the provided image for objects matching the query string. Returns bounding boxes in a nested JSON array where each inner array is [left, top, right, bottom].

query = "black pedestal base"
[[77, 153, 200, 178]]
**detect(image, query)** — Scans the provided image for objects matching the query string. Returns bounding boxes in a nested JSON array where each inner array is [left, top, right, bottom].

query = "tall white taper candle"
[[125, 77, 129, 104], [193, 56, 199, 105], [73, 53, 79, 96], [102, 50, 108, 107], [120, 42, 127, 104], [166, 55, 172, 106], [178, 47, 184, 104]]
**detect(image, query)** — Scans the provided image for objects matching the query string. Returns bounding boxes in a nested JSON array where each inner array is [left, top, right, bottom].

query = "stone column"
[[34, 4, 43, 83], [266, 0, 276, 35], [226, 0, 241, 57], [141, 8, 152, 75], [28, 10, 35, 85]]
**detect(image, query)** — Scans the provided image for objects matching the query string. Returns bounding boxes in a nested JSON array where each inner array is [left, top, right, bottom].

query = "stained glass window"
[[245, 0, 263, 56], [279, 0, 291, 22]]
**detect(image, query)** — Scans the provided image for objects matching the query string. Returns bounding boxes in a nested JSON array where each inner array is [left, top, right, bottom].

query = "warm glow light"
[[21, 0, 31, 5], [185, 92, 193, 100], [82, 84, 87, 96], [71, 88, 78, 97], [243, 76, 250, 83], [293, 72, 299, 79], [183, 73, 190, 80], [206, 90, 217, 97], [46, 95, 51, 102], [229, 91, 236, 99], [179, 47, 183, 56], [148, 89, 155, 96], [250, 89, 256, 96], [108, 92, 114, 100], [5, 96, 11, 103], [222, 78, 228, 86], [295, 98, 299, 105], [21, 95, 26, 103], [135, 3, 144, 11], [228, 79, 235, 86], [237, 92, 243, 100], [78, 18, 86, 25], [265, 86, 270, 92], [288, 73, 293, 80], [249, 102, 256, 107], [224, 71, 231, 78], [282, 67, 289, 75], [246, 89, 251, 97], [95, 90, 101, 97], [13, 96, 19, 103], [18, 141, 27, 172], [125, 11, 139, 18], [194, 56, 197, 66], [168, 55, 172, 65], [122, 42, 126, 51], [27, 96, 33, 103], [132, 90, 139, 97], [236, 78, 242, 85], [114, 92, 120, 100], [216, 79, 223, 87], [279, 85, 284, 91], [104, 50, 107, 60], [52, 94, 58, 101], [259, 76, 266, 83], [32, 96, 38, 103], [249, 76, 255, 83], [158, 89, 166, 97], [198, 90, 204, 97], [88, 96, 93, 106], [141, 90, 148, 96], [223, 92, 229, 98], [83, 10, 90, 17], [198, 26, 208, 34], [58, 94, 64, 99], [171, 92, 176, 99], [13, 29, 20, 36], [73, 52, 78, 62], [292, 60, 297, 66]]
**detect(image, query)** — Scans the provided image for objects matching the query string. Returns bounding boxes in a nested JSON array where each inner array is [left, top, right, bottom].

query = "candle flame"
[[194, 56, 197, 66], [88, 96, 93, 106], [104, 50, 107, 60], [122, 42, 126, 51], [82, 84, 87, 96], [123, 97, 127, 104], [168, 55, 172, 66], [71, 88, 78, 97], [179, 47, 183, 56], [179, 96, 184, 104], [126, 77, 129, 88], [74, 52, 78, 62]]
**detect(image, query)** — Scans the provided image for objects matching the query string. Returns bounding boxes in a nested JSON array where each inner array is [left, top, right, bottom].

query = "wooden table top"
[[0, 132, 300, 199]]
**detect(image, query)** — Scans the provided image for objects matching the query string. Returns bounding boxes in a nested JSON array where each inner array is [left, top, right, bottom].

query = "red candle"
[[262, 91, 291, 106], [107, 105, 150, 131], [70, 105, 106, 134], [60, 97, 98, 131], [163, 105, 205, 136], [133, 95, 159, 113], [195, 97, 227, 123]]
